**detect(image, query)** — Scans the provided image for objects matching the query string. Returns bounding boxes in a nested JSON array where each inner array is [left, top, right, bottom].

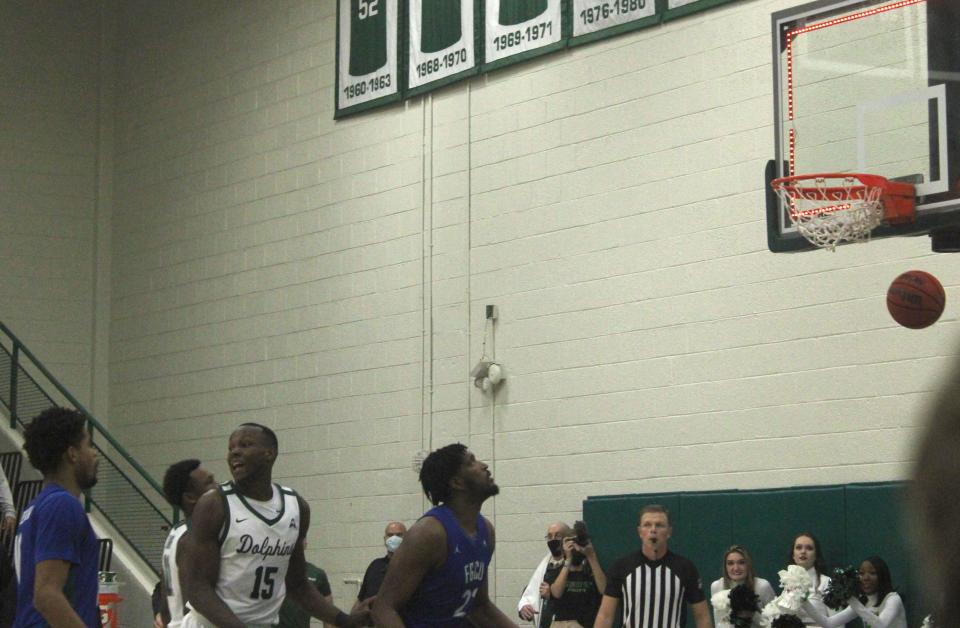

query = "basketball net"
[[771, 173, 914, 251]]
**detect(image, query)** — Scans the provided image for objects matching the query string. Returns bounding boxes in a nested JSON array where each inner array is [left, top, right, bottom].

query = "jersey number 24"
[[453, 588, 478, 617]]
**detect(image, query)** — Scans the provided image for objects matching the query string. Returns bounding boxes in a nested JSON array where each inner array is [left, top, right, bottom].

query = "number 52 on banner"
[[337, 0, 400, 115]]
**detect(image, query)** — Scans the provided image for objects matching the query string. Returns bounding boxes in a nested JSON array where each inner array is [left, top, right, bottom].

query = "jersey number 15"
[[250, 566, 279, 599]]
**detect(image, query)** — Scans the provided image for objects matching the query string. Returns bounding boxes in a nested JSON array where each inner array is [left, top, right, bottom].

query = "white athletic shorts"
[[179, 609, 274, 628]]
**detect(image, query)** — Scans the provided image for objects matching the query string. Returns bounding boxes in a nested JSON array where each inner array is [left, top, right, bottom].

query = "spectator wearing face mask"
[[518, 522, 570, 627], [355, 521, 407, 613]]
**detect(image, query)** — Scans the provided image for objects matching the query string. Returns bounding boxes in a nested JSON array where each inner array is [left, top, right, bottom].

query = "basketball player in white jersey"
[[181, 424, 371, 628], [157, 459, 216, 627]]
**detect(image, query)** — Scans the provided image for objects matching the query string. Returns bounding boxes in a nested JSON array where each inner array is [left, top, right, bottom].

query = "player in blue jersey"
[[372, 443, 518, 627], [13, 407, 100, 628]]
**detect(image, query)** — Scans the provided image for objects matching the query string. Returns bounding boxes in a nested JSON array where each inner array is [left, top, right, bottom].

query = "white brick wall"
[[108, 0, 433, 612], [0, 2, 102, 403], [3, 0, 953, 621]]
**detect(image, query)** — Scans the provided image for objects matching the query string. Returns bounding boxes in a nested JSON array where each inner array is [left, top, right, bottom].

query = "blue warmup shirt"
[[401, 505, 493, 627], [13, 483, 100, 628]]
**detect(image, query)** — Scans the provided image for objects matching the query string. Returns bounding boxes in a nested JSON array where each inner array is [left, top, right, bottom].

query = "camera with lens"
[[570, 520, 590, 566]]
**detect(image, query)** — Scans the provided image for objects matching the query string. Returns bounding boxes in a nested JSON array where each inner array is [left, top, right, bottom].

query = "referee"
[[593, 505, 712, 628]]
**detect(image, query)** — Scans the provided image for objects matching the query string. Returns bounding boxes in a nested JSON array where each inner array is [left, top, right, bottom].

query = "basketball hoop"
[[771, 173, 915, 250]]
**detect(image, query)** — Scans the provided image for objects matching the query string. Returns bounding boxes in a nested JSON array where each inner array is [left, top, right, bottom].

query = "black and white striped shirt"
[[604, 550, 704, 628]]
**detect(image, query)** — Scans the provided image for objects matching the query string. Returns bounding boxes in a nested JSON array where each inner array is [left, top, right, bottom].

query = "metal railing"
[[0, 321, 171, 576]]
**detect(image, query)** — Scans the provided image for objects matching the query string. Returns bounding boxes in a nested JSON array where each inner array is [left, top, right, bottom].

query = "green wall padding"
[[675, 492, 737, 580], [730, 486, 846, 595], [583, 482, 923, 627]]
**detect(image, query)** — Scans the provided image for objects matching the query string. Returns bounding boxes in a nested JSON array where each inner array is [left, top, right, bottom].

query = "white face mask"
[[385, 535, 403, 553]]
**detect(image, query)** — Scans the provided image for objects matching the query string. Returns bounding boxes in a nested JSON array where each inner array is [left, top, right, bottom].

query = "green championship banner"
[[483, 0, 563, 69], [572, 0, 657, 40], [407, 0, 477, 94], [336, 0, 400, 117]]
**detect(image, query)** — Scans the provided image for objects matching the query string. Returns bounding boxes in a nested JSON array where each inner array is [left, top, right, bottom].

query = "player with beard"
[[14, 407, 100, 628], [181, 423, 370, 628], [372, 443, 518, 627]]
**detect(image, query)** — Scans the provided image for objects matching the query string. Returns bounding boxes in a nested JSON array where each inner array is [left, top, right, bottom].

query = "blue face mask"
[[385, 535, 403, 553]]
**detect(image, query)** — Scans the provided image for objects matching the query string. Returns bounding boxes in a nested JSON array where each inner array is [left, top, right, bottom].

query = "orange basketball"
[[886, 270, 945, 329]]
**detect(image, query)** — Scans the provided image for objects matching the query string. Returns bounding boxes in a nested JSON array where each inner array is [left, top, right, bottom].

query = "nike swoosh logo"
[[235, 517, 247, 523]]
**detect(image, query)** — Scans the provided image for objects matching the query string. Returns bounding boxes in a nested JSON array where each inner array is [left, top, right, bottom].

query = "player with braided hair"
[[372, 443, 517, 627]]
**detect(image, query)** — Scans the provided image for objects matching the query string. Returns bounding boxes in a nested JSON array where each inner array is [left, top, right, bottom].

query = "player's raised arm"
[[285, 497, 371, 627], [181, 488, 245, 628], [370, 516, 446, 627]]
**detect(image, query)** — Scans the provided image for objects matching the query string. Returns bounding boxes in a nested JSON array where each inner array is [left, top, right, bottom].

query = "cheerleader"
[[785, 533, 831, 626], [800, 556, 906, 628], [709, 545, 775, 627]]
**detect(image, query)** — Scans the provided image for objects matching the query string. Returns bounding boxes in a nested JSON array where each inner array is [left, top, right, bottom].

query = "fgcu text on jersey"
[[463, 560, 485, 584], [401, 505, 493, 627]]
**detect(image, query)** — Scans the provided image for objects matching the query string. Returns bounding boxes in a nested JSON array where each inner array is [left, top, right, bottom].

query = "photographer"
[[543, 522, 605, 628], [518, 522, 567, 627]]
